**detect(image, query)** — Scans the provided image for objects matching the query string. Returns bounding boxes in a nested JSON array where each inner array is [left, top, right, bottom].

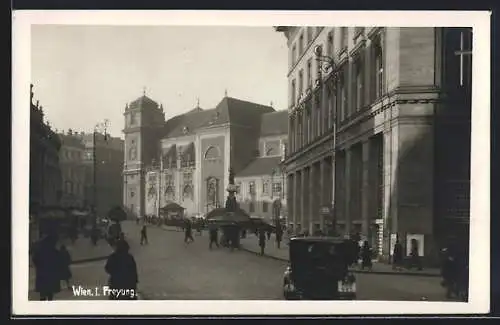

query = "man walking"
[[392, 238, 404, 271], [184, 219, 194, 244], [140, 225, 148, 245], [32, 234, 62, 300], [208, 223, 219, 249], [104, 240, 139, 300], [259, 228, 266, 256]]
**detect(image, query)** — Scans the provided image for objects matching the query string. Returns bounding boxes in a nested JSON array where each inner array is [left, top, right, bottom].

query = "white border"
[[12, 10, 491, 316]]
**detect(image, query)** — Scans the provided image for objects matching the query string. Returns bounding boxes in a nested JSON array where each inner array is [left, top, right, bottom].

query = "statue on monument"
[[225, 167, 238, 212]]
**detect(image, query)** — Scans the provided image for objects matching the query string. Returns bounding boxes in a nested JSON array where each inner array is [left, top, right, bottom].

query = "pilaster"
[[300, 169, 306, 232], [309, 164, 315, 234], [361, 140, 370, 238], [345, 148, 352, 236]]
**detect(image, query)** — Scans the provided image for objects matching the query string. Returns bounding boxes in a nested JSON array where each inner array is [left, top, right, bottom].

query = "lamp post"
[[92, 119, 110, 224], [314, 44, 339, 236]]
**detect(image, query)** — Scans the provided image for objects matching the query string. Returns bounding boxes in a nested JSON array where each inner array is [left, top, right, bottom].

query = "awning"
[[160, 202, 185, 212]]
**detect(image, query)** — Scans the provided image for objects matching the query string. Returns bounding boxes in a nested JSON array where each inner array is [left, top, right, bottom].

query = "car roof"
[[289, 236, 347, 244]]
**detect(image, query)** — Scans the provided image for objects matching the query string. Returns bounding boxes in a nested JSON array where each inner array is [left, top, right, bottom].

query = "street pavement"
[[28, 221, 454, 301]]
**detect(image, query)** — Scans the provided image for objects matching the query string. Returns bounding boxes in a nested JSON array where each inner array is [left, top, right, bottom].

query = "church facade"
[[122, 94, 288, 218]]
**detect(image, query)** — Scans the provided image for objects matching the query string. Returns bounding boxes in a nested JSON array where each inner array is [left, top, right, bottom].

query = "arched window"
[[183, 185, 193, 200], [204, 146, 221, 160], [165, 186, 175, 201], [206, 177, 218, 205]]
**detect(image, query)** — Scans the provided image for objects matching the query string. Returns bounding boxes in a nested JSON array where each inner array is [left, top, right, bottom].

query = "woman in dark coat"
[[32, 235, 62, 300], [59, 244, 72, 289], [104, 240, 139, 300], [258, 228, 266, 256], [392, 239, 404, 270], [361, 240, 373, 270]]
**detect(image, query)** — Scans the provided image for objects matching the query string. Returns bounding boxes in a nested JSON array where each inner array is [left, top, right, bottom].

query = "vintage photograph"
[[13, 11, 490, 316]]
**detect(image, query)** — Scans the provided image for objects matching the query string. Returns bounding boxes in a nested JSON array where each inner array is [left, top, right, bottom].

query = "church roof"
[[236, 156, 283, 177], [259, 110, 288, 137], [164, 97, 275, 138], [128, 95, 159, 111]]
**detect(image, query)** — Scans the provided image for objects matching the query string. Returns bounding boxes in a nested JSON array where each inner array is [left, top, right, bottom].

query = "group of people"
[[31, 234, 73, 301], [257, 226, 284, 255], [33, 222, 140, 301]]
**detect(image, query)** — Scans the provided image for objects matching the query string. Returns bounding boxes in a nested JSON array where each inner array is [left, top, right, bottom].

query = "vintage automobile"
[[283, 236, 357, 300]]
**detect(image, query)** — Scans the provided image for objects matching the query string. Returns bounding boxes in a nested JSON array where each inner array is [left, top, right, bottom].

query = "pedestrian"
[[140, 225, 148, 245], [276, 228, 283, 249], [392, 239, 404, 271], [259, 228, 266, 256], [409, 239, 423, 271], [90, 224, 99, 246], [59, 244, 72, 290], [266, 227, 272, 241], [32, 234, 62, 301], [361, 240, 373, 271], [184, 219, 194, 244], [104, 240, 139, 300], [208, 223, 219, 250], [196, 220, 202, 236]]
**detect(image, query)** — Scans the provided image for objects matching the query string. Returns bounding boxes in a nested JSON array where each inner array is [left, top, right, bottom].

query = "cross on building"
[[454, 30, 472, 87]]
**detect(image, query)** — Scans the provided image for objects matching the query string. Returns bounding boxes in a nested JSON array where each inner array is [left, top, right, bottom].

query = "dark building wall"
[[434, 27, 471, 244], [29, 88, 63, 211], [83, 140, 124, 217], [200, 135, 226, 211]]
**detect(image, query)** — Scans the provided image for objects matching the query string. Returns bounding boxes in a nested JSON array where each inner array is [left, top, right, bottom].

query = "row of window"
[[289, 35, 384, 153], [62, 149, 83, 161], [246, 200, 281, 214], [291, 34, 383, 109], [291, 27, 323, 67], [64, 181, 83, 196], [291, 27, 357, 72], [239, 181, 283, 196]]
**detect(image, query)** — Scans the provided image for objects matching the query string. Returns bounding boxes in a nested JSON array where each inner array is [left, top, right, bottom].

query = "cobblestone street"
[[29, 221, 453, 301]]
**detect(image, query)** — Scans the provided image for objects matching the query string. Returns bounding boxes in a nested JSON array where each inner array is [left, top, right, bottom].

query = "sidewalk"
[[63, 236, 114, 264], [239, 234, 441, 277]]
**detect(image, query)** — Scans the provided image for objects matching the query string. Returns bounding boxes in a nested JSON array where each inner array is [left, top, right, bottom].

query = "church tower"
[[123, 90, 165, 217]]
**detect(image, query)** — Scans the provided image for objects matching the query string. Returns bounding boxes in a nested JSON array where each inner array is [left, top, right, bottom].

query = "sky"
[[31, 25, 288, 138]]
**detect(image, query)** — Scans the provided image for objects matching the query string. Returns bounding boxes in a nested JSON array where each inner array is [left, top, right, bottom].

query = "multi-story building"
[[57, 130, 86, 209], [82, 132, 124, 217], [235, 110, 288, 221], [122, 93, 288, 218], [30, 84, 63, 242], [277, 27, 472, 264], [29, 84, 63, 211]]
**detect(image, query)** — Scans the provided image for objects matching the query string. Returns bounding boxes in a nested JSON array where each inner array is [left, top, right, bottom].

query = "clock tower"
[[123, 91, 165, 217]]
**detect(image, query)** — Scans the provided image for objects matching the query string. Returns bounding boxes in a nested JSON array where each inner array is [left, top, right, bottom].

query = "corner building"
[[278, 27, 471, 264]]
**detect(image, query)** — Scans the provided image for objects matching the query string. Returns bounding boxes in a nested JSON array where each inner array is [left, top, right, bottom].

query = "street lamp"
[[314, 44, 340, 235], [92, 119, 110, 223]]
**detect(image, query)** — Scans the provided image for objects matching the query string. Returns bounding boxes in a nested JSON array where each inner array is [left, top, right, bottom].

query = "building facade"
[[278, 27, 472, 263], [57, 130, 86, 209], [30, 84, 63, 211], [235, 110, 288, 222], [122, 94, 288, 218], [82, 132, 124, 217]]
